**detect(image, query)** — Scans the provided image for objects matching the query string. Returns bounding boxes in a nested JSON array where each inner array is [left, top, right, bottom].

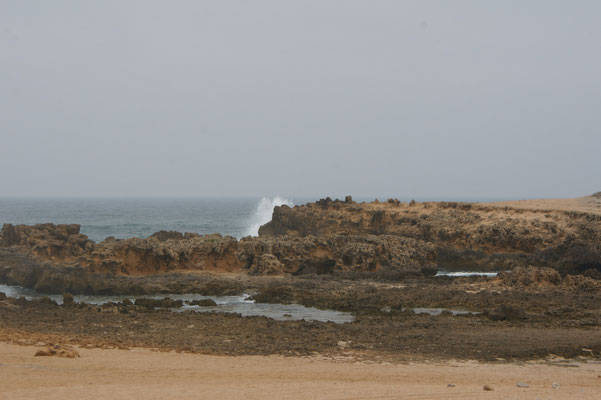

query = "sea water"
[[0, 197, 296, 242]]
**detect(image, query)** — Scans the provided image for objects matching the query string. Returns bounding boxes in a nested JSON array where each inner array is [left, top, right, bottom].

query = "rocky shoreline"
[[260, 197, 601, 276], [1, 196, 600, 295], [2, 269, 601, 361], [1, 196, 601, 361]]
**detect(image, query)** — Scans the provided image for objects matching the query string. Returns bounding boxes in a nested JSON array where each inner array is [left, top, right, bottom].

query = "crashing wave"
[[244, 197, 293, 237]]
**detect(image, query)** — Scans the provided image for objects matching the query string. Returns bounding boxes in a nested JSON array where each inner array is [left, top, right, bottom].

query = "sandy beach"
[[1, 342, 600, 400], [481, 194, 601, 215]]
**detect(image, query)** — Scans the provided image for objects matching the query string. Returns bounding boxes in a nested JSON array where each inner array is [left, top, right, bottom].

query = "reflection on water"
[[0, 284, 353, 324], [0, 284, 482, 320]]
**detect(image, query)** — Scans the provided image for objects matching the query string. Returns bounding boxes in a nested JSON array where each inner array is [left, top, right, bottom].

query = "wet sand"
[[1, 342, 600, 400]]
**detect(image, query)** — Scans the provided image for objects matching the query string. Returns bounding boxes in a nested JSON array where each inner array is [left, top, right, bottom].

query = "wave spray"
[[244, 197, 293, 237]]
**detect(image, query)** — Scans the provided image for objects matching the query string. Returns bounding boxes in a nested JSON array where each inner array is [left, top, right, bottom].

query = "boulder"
[[1, 224, 19, 246], [488, 304, 527, 321], [188, 299, 217, 307], [149, 231, 184, 242], [134, 297, 183, 309], [62, 292, 75, 306], [498, 267, 561, 287], [35, 344, 80, 358], [248, 254, 285, 275]]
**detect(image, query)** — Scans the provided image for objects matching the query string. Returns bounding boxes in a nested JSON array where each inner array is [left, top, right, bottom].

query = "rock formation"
[[34, 344, 80, 358], [0, 221, 436, 292], [259, 199, 601, 276], [1, 196, 600, 294]]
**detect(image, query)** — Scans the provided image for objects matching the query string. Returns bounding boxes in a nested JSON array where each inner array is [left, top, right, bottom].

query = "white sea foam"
[[244, 196, 293, 237], [435, 271, 499, 277]]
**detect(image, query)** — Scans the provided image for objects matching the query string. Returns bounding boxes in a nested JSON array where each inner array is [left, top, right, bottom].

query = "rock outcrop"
[[2, 196, 600, 293], [497, 266, 601, 291], [259, 199, 601, 276], [0, 222, 437, 292]]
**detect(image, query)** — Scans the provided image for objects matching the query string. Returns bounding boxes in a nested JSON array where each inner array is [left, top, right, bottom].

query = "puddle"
[[0, 284, 353, 324], [176, 302, 353, 323]]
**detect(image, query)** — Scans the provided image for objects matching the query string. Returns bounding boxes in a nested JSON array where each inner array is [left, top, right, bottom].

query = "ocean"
[[0, 197, 299, 242]]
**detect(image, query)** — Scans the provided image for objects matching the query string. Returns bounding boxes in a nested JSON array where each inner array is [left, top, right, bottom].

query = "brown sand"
[[1, 342, 600, 400], [481, 194, 601, 215]]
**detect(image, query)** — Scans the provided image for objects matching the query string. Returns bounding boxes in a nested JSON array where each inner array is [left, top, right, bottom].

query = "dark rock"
[[188, 298, 217, 307], [200, 280, 244, 296], [15, 296, 28, 306], [134, 297, 183, 309], [62, 293, 75, 306], [488, 304, 527, 321], [316, 197, 333, 208], [149, 231, 184, 242], [252, 284, 295, 304], [498, 267, 561, 287], [33, 296, 58, 306], [1, 224, 19, 246], [420, 265, 438, 276]]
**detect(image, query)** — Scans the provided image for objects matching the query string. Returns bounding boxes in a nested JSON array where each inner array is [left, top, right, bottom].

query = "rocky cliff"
[[259, 197, 601, 276], [0, 222, 436, 284]]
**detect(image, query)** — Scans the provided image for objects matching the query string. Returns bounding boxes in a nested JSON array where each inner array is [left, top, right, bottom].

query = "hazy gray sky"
[[1, 1, 600, 199]]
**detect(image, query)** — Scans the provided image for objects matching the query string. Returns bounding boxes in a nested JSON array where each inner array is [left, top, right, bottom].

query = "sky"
[[1, 1, 600, 199]]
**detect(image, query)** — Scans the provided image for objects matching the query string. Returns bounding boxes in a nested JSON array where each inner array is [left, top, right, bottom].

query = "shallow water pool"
[[0, 284, 354, 324]]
